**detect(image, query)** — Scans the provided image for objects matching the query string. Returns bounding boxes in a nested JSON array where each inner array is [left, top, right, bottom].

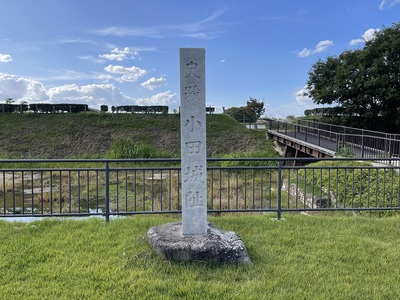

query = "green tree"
[[285, 115, 297, 123], [304, 22, 400, 132], [225, 98, 265, 123], [246, 98, 265, 120], [224, 106, 254, 122]]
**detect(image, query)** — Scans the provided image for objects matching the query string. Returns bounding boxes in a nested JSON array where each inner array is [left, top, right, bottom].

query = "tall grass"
[[0, 214, 399, 299], [220, 149, 279, 167], [107, 137, 174, 159]]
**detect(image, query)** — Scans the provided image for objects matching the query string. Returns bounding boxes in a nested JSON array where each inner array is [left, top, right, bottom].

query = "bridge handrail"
[[268, 120, 400, 158], [296, 119, 400, 140]]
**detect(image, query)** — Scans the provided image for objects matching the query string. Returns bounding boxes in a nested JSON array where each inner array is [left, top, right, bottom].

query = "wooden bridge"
[[267, 120, 400, 163]]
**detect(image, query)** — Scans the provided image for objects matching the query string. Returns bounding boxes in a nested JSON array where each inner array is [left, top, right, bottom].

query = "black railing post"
[[318, 129, 321, 146], [361, 133, 365, 158], [305, 127, 308, 142], [105, 161, 110, 222], [296, 120, 300, 138], [277, 160, 283, 220]]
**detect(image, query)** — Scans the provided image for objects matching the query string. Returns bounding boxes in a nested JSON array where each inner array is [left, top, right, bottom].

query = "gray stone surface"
[[180, 48, 207, 235], [147, 222, 251, 264]]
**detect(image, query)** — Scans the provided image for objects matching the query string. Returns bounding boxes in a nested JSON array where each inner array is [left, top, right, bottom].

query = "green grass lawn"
[[1, 213, 399, 299]]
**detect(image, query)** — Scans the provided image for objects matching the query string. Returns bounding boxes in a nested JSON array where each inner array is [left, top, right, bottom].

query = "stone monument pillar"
[[180, 48, 207, 235], [146, 48, 250, 264]]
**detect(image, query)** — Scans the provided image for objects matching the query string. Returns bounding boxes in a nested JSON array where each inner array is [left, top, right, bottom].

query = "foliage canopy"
[[304, 22, 400, 132], [225, 97, 265, 122]]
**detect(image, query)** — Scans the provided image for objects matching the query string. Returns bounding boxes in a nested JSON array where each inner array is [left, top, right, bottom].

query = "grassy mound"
[[0, 113, 275, 159]]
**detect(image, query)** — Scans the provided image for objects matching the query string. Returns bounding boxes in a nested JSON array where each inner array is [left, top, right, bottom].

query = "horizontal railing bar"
[[272, 124, 400, 143], [0, 158, 182, 164], [1, 157, 400, 164], [0, 213, 103, 218], [0, 168, 105, 172], [297, 119, 400, 139]]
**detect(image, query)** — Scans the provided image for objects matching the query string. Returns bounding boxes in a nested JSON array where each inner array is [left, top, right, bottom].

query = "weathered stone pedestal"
[[147, 222, 251, 264]]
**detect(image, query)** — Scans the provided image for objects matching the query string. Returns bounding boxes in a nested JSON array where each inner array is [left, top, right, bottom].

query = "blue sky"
[[0, 0, 399, 118]]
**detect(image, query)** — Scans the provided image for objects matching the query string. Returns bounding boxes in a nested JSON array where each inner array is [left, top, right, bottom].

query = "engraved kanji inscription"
[[184, 165, 204, 183], [184, 85, 201, 102], [184, 116, 202, 132], [185, 61, 201, 78], [185, 190, 204, 207], [185, 141, 202, 154]]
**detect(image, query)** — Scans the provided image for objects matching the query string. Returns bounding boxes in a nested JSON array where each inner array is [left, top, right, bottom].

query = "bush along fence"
[[0, 158, 399, 221]]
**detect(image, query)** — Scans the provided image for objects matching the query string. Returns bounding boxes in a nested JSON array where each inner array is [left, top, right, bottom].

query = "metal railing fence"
[[268, 120, 400, 159], [295, 119, 400, 140], [1, 158, 400, 220]]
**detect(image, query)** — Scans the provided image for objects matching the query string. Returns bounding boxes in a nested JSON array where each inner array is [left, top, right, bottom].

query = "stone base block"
[[147, 222, 251, 264]]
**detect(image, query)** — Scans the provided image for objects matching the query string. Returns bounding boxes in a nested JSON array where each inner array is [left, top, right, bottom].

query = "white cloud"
[[135, 91, 177, 106], [264, 87, 326, 119], [297, 40, 334, 57], [0, 73, 48, 102], [349, 28, 379, 46], [99, 47, 139, 61], [362, 28, 380, 41], [47, 83, 131, 107], [349, 39, 363, 46], [141, 77, 167, 91], [79, 55, 105, 64], [314, 40, 334, 53], [104, 64, 147, 83], [295, 87, 313, 105], [277, 86, 332, 118], [92, 8, 229, 40], [38, 69, 98, 82], [0, 53, 12, 63], [0, 72, 177, 110], [55, 38, 97, 45], [97, 74, 114, 82], [297, 48, 312, 58], [0, 73, 127, 108], [92, 26, 164, 38], [379, 0, 400, 10]]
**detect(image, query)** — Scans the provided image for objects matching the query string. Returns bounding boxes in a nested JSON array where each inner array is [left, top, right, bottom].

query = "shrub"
[[107, 137, 173, 159], [297, 161, 400, 209], [220, 149, 278, 167]]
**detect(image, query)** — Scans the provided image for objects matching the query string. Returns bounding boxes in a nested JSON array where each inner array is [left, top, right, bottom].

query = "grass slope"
[[0, 113, 271, 159], [0, 214, 399, 299]]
